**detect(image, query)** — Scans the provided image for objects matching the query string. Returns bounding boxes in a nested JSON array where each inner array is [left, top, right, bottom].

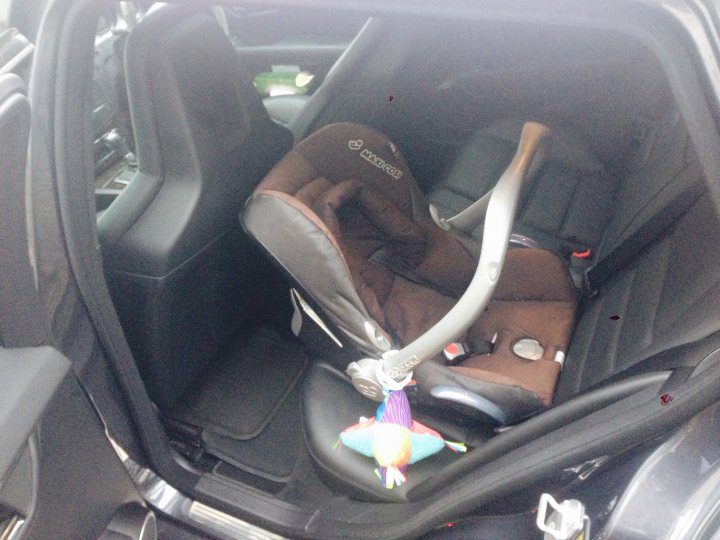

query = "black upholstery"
[[556, 110, 703, 398], [428, 118, 616, 254], [593, 110, 697, 260], [557, 190, 717, 401], [99, 6, 293, 408]]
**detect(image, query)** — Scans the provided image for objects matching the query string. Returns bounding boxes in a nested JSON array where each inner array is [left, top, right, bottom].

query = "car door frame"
[[0, 24, 149, 539]]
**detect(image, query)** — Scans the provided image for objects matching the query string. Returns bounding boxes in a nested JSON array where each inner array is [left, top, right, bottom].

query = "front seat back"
[[99, 6, 293, 408]]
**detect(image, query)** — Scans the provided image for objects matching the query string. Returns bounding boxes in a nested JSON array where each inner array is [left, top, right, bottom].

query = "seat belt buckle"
[[570, 249, 593, 272], [443, 342, 474, 365], [443, 339, 495, 365], [582, 268, 599, 299], [570, 249, 595, 293]]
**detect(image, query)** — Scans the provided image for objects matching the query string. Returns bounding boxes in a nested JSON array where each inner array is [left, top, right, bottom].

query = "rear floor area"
[[164, 325, 333, 504], [170, 326, 306, 443]]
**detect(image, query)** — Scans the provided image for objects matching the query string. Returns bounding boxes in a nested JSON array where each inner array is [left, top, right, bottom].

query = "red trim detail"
[[445, 343, 460, 355], [572, 249, 592, 259]]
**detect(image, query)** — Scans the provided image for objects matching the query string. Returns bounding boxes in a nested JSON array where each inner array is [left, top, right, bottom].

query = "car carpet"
[[170, 326, 308, 447], [206, 385, 302, 482], [211, 391, 337, 504]]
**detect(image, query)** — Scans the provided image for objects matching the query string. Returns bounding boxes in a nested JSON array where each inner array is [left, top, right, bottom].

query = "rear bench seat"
[[300, 110, 719, 502], [557, 190, 719, 401], [556, 117, 713, 400], [426, 112, 692, 258], [426, 110, 708, 397], [427, 118, 616, 254]]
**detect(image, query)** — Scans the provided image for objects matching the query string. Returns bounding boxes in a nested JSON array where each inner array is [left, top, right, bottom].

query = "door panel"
[[0, 347, 70, 484], [0, 37, 150, 540], [0, 348, 69, 538], [0, 348, 146, 540]]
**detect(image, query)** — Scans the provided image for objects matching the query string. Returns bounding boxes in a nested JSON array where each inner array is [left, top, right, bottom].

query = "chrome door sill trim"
[[110, 438, 284, 540]]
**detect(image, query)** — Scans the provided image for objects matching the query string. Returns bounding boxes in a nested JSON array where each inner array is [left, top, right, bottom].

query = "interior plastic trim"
[[115, 448, 282, 540]]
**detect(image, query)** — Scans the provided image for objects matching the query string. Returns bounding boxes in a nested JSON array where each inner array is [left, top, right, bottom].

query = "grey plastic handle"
[[381, 122, 552, 379]]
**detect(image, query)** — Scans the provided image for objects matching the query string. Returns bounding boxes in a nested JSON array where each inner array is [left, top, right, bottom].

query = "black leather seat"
[[302, 363, 463, 502], [99, 6, 293, 409], [427, 118, 617, 255]]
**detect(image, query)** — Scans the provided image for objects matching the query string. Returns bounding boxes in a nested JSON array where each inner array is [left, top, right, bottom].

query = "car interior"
[[83, 1, 720, 536]]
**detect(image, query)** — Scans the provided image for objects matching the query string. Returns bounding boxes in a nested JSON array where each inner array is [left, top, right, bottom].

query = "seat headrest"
[[124, 5, 290, 178]]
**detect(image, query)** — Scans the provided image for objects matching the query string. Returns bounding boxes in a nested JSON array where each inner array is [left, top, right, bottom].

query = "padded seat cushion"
[[460, 299, 575, 405], [388, 248, 577, 407]]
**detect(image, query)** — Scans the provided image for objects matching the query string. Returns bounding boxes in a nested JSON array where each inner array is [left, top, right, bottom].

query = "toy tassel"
[[444, 441, 467, 453]]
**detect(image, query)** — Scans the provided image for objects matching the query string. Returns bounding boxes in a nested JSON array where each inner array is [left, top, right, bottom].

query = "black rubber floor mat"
[[170, 327, 307, 441], [208, 386, 302, 482]]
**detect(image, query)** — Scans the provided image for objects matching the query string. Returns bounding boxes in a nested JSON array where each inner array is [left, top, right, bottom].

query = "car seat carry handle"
[[379, 122, 553, 380], [431, 121, 552, 236]]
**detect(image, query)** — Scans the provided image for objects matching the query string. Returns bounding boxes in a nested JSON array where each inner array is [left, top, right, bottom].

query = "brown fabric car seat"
[[243, 122, 577, 418]]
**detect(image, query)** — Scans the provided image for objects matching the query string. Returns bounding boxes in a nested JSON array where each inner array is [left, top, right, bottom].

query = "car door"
[[0, 25, 153, 540]]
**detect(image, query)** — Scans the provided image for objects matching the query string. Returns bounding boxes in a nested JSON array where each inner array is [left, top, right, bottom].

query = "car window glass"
[[0, 0, 9, 32], [223, 7, 367, 98], [93, 3, 366, 212]]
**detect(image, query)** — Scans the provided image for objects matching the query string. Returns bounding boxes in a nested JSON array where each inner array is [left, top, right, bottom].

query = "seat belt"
[[584, 180, 705, 296]]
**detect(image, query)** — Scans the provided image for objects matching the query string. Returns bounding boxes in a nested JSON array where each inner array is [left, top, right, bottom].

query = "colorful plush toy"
[[336, 378, 466, 489]]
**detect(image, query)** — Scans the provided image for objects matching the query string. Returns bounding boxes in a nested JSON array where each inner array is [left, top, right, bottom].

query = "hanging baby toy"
[[336, 361, 466, 489]]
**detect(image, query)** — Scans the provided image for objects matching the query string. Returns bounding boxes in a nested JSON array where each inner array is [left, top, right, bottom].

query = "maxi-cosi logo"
[[348, 139, 403, 180]]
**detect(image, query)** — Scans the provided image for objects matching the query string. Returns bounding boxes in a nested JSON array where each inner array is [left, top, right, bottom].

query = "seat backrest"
[[100, 6, 291, 269], [428, 118, 614, 254], [288, 19, 384, 141], [99, 6, 293, 408], [556, 113, 714, 401], [594, 109, 698, 262]]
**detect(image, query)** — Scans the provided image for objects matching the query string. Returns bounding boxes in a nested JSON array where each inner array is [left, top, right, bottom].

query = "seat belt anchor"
[[536, 493, 590, 540]]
